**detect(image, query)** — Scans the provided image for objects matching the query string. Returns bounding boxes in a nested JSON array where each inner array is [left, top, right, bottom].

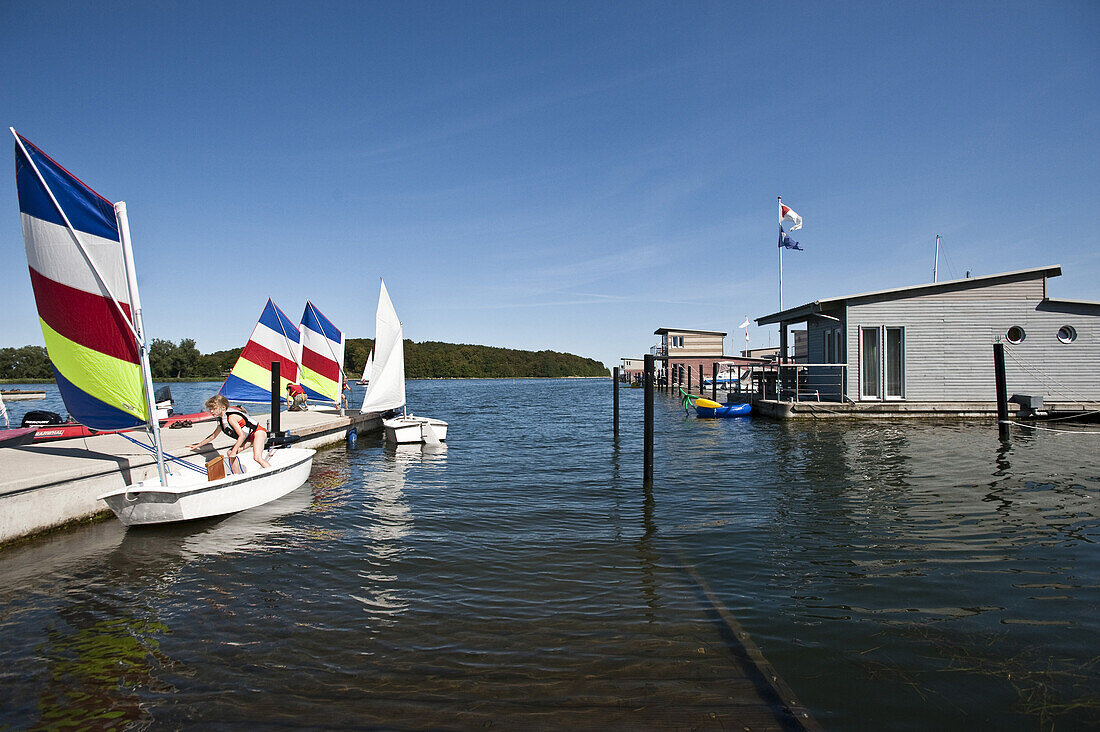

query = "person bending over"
[[187, 395, 270, 469], [286, 382, 308, 411]]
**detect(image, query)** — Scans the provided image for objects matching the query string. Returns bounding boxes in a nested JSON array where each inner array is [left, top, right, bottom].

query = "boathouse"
[[755, 265, 1100, 410]]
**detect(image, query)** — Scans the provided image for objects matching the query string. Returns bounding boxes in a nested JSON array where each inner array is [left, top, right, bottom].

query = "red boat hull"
[[0, 412, 212, 446]]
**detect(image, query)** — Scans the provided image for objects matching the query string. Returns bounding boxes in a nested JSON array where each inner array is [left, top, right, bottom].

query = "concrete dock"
[[0, 408, 381, 545]]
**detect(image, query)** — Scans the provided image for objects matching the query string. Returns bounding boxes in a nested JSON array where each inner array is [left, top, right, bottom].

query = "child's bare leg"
[[253, 437, 271, 469]]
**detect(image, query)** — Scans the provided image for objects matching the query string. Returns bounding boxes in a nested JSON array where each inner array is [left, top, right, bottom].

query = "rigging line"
[[116, 432, 207, 474], [1003, 346, 1096, 403], [999, 419, 1100, 435], [307, 302, 347, 382]]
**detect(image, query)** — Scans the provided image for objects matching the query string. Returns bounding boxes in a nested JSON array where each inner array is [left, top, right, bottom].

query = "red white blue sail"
[[13, 133, 148, 429], [298, 301, 344, 405], [220, 299, 301, 403]]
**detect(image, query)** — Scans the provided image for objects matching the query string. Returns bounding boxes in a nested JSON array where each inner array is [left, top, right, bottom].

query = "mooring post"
[[644, 354, 654, 484], [613, 366, 620, 439], [994, 342, 1009, 439], [270, 360, 281, 437], [712, 362, 718, 401]]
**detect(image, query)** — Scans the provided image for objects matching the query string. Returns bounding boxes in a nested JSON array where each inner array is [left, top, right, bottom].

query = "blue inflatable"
[[694, 400, 751, 418]]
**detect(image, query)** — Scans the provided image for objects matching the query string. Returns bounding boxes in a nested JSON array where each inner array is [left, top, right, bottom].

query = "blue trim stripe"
[[15, 136, 120, 242], [302, 302, 341, 342], [258, 299, 300, 344], [53, 364, 144, 430]]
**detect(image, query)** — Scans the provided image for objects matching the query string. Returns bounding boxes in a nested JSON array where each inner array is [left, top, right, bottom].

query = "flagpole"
[[778, 196, 784, 311]]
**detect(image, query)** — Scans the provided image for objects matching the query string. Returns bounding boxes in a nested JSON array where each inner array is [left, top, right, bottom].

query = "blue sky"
[[2, 1, 1097, 368]]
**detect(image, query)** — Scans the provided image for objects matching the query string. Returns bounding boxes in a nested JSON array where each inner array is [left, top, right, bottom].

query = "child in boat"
[[187, 395, 271, 469]]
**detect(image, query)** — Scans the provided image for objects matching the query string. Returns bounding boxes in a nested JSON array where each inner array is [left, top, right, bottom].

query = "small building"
[[755, 265, 1100, 405], [740, 331, 807, 362], [620, 358, 646, 383]]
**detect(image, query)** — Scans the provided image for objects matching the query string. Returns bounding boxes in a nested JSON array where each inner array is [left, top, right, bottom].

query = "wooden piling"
[[994, 342, 1009, 439], [712, 362, 718, 401], [270, 360, 281, 436], [644, 354, 654, 484], [613, 366, 620, 439]]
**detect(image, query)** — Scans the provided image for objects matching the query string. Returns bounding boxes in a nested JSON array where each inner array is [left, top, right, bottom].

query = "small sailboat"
[[298, 300, 346, 407], [359, 279, 447, 444], [357, 349, 373, 386], [12, 129, 314, 526], [220, 299, 302, 404]]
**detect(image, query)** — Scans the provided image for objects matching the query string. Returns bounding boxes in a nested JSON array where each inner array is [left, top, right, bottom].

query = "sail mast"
[[115, 201, 167, 486]]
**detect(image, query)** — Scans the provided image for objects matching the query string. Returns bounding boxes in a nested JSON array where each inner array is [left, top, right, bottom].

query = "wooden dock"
[[751, 398, 1100, 420], [0, 408, 381, 545]]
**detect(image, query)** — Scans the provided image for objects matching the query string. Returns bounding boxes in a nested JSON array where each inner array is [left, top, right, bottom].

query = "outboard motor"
[[21, 410, 64, 428]]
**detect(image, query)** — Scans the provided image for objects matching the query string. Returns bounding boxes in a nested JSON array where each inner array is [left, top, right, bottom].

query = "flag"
[[781, 204, 802, 231], [779, 226, 802, 250], [738, 317, 750, 329]]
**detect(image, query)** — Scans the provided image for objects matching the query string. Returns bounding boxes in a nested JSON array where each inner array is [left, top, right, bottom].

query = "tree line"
[[1, 339, 608, 381]]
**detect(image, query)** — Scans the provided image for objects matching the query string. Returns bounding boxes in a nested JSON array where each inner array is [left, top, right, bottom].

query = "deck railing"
[[725, 363, 849, 402]]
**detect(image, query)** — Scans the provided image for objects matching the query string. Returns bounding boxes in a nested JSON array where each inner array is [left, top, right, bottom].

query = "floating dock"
[[0, 408, 380, 545], [750, 398, 1100, 420]]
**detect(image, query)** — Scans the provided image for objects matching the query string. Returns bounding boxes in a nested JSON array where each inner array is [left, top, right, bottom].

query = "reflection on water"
[[1, 380, 1098, 730]]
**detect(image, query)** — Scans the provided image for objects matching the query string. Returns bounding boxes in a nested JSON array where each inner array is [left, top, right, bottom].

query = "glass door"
[[861, 327, 881, 399], [885, 327, 904, 398]]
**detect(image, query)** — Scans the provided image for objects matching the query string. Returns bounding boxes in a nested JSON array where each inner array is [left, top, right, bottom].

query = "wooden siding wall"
[[668, 333, 725, 358], [844, 279, 1100, 401]]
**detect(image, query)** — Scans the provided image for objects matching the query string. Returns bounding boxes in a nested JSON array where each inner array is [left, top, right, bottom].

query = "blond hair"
[[204, 394, 230, 412]]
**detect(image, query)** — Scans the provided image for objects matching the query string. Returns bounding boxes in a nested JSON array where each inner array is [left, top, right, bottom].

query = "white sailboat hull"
[[383, 416, 448, 444], [98, 448, 315, 526]]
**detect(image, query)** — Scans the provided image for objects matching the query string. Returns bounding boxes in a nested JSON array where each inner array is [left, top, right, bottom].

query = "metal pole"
[[271, 360, 281, 437], [115, 201, 166, 487], [712, 362, 718, 401], [778, 195, 784, 310], [934, 234, 941, 283], [994, 342, 1009, 439], [613, 366, 620, 439], [644, 354, 654, 484]]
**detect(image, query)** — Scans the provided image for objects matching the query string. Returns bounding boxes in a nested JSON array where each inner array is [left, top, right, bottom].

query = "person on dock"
[[187, 395, 270, 469], [286, 382, 308, 411], [341, 378, 351, 410]]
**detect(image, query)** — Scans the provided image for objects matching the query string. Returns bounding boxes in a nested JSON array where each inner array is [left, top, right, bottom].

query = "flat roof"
[[756, 265, 1062, 325], [654, 327, 727, 336]]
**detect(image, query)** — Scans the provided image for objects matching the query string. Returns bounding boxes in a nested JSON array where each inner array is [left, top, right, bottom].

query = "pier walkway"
[[0, 408, 380, 545]]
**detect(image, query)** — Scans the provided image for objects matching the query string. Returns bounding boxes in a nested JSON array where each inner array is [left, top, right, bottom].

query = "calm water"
[[1, 379, 1097, 729]]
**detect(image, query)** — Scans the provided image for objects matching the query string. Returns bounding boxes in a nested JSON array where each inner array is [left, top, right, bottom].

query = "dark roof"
[[756, 265, 1062, 326], [653, 327, 727, 336]]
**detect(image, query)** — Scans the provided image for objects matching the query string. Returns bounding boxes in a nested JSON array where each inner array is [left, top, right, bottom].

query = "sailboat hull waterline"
[[384, 416, 448, 444], [99, 447, 315, 526]]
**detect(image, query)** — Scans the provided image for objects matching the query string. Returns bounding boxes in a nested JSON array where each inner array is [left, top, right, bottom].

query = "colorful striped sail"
[[220, 299, 301, 403], [13, 133, 148, 429], [298, 301, 344, 405]]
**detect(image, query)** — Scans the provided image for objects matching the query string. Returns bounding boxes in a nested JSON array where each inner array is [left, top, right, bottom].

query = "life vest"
[[219, 408, 263, 440]]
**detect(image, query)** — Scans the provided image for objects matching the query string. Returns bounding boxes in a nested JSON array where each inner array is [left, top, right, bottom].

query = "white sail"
[[359, 279, 406, 414], [361, 349, 374, 382]]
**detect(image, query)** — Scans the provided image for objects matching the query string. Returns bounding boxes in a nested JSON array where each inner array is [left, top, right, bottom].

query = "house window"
[[1006, 326, 1026, 344], [824, 329, 834, 363], [1057, 325, 1077, 343], [860, 327, 881, 399], [835, 330, 844, 364]]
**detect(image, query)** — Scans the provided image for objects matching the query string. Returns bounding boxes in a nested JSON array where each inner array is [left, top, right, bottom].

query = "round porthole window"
[[1057, 325, 1077, 343], [1006, 326, 1026, 344]]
